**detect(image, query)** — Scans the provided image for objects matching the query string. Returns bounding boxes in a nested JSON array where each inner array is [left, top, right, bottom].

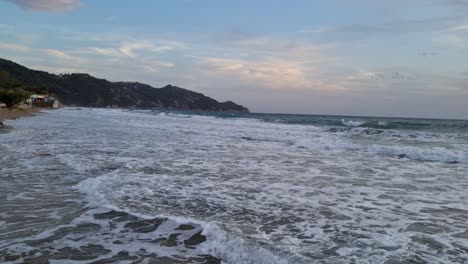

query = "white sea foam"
[[378, 121, 388, 127], [75, 171, 289, 263], [341, 119, 365, 127], [1, 108, 467, 263]]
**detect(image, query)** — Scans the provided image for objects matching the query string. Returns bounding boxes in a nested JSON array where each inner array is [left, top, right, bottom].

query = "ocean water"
[[1, 108, 467, 264]]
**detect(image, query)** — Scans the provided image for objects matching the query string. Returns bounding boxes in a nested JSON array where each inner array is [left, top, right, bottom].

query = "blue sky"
[[0, 0, 467, 118]]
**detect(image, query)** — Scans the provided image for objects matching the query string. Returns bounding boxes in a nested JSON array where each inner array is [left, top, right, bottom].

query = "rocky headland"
[[0, 58, 249, 112]]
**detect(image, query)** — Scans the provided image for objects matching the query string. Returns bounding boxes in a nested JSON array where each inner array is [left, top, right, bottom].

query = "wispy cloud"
[[214, 31, 324, 56], [344, 70, 384, 82], [450, 23, 468, 31], [299, 27, 331, 34], [198, 56, 343, 92], [195, 32, 347, 92], [2, 0, 82, 12], [143, 61, 175, 73], [0, 42, 86, 66], [78, 40, 185, 60], [342, 69, 416, 86], [86, 47, 123, 57], [118, 41, 175, 57], [0, 42, 32, 52], [42, 48, 85, 63], [0, 24, 13, 30]]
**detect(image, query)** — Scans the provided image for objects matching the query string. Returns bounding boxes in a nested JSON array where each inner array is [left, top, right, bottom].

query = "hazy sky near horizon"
[[0, 0, 467, 118]]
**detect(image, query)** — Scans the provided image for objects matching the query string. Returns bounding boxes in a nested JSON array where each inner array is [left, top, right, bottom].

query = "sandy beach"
[[0, 108, 42, 126]]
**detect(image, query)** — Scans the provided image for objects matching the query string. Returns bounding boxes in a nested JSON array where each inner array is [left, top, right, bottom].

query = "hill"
[[0, 58, 249, 112]]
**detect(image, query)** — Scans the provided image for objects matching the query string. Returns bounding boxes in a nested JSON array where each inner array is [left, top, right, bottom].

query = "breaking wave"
[[76, 173, 288, 264], [341, 119, 366, 127]]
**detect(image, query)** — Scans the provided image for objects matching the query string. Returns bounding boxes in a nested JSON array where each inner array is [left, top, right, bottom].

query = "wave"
[[123, 109, 468, 133], [339, 119, 431, 130], [341, 119, 366, 127], [296, 136, 468, 164], [325, 127, 454, 142], [76, 173, 288, 264], [366, 145, 468, 164]]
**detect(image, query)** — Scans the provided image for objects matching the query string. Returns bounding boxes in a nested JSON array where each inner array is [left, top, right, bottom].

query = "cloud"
[[299, 27, 331, 34], [42, 49, 85, 63], [418, 51, 440, 56], [214, 31, 324, 57], [192, 33, 347, 93], [118, 41, 184, 57], [300, 2, 464, 40], [143, 61, 175, 73], [0, 24, 13, 30], [450, 23, 468, 31], [2, 0, 81, 12], [0, 42, 32, 53], [342, 69, 417, 90], [119, 42, 162, 57], [435, 34, 466, 47], [68, 38, 186, 60], [344, 70, 384, 82], [198, 57, 343, 92], [0, 42, 85, 64], [86, 47, 123, 57]]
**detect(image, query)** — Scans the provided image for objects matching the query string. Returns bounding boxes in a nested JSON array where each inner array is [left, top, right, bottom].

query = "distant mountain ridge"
[[0, 58, 249, 112]]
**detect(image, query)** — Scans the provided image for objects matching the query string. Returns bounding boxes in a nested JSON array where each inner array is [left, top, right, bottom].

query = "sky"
[[0, 0, 467, 119]]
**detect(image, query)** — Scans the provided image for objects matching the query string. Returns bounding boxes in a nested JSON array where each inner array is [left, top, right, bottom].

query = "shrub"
[[0, 88, 32, 108]]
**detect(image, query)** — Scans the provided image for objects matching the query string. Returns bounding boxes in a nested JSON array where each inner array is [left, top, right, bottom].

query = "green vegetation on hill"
[[0, 88, 31, 108], [0, 70, 23, 88], [0, 70, 49, 108]]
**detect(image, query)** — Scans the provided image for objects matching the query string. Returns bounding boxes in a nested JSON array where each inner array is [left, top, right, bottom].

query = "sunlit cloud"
[[2, 0, 82, 12], [118, 41, 184, 58], [198, 57, 344, 92], [86, 47, 123, 57], [0, 1, 466, 117], [42, 49, 85, 63]]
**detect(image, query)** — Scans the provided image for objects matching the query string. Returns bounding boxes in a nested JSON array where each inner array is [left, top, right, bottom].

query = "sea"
[[1, 108, 467, 264]]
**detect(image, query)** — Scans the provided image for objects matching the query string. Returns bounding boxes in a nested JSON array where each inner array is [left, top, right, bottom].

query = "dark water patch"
[[184, 231, 207, 247], [0, 123, 13, 133], [383, 254, 429, 264], [176, 224, 197, 230], [93, 210, 138, 222], [14, 244, 112, 263], [419, 208, 468, 222], [89, 251, 139, 264], [123, 218, 167, 233], [452, 230, 468, 239], [26, 223, 101, 247], [0, 208, 221, 264], [411, 235, 446, 251], [406, 222, 451, 234], [161, 233, 181, 247]]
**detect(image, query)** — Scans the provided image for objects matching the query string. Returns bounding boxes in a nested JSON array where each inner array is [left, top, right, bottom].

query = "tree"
[[0, 88, 31, 108]]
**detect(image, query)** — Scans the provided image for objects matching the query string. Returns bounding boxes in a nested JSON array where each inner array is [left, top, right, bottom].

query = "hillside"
[[0, 58, 249, 112]]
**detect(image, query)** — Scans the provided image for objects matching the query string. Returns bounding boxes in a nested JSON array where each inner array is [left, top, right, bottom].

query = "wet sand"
[[0, 108, 42, 124]]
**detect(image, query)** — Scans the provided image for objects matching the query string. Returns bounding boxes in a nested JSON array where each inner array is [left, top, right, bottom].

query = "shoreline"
[[0, 108, 43, 127]]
